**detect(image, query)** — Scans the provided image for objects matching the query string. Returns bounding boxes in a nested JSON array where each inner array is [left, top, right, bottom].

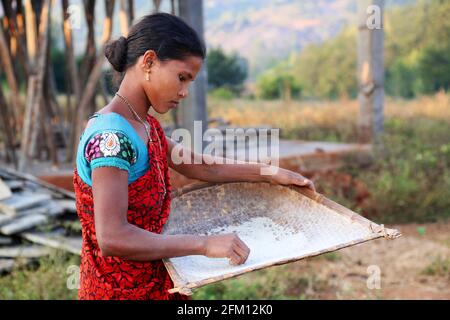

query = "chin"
[[151, 106, 169, 114]]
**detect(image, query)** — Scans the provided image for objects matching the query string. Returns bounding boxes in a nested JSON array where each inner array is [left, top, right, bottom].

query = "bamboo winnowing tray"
[[162, 182, 401, 295]]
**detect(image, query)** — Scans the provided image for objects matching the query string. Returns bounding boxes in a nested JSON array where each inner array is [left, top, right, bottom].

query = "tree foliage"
[[207, 47, 248, 94], [257, 0, 450, 99]]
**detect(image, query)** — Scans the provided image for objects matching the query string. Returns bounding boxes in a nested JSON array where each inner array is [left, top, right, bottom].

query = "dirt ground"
[[286, 221, 450, 299], [6, 166, 449, 300]]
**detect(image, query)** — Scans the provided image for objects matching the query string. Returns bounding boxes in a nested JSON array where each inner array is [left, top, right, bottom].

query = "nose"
[[178, 88, 188, 99]]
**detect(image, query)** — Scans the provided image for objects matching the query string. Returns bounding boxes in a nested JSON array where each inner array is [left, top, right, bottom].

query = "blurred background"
[[0, 0, 449, 299]]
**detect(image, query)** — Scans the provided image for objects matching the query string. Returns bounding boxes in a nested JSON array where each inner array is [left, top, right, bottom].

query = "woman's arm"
[[92, 167, 250, 264], [167, 138, 315, 191]]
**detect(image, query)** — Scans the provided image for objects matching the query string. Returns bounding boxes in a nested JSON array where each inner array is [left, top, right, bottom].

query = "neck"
[[116, 73, 151, 121]]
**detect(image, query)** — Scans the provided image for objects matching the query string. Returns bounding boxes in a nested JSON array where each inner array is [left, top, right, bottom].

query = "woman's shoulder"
[[81, 112, 137, 141]]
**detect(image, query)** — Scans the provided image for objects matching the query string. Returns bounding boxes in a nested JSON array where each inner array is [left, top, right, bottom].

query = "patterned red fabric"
[[73, 114, 189, 300]]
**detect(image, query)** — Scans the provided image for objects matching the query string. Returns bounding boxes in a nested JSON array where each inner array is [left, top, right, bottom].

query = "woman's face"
[[140, 53, 203, 114]]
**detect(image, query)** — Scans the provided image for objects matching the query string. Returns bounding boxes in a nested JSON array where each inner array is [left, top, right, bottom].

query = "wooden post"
[[170, 0, 179, 129], [18, 0, 51, 171], [0, 22, 20, 133], [62, 0, 81, 161], [79, 0, 97, 117], [177, 0, 208, 151], [127, 0, 134, 24], [79, 0, 96, 87], [119, 0, 130, 36], [153, 0, 162, 13], [1, 0, 31, 78], [28, 0, 50, 160], [0, 86, 17, 167], [357, 0, 384, 144], [72, 0, 116, 163], [24, 0, 37, 70]]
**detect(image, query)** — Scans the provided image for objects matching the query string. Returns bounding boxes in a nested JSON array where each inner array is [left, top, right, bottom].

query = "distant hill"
[[47, 0, 416, 79], [204, 0, 416, 79]]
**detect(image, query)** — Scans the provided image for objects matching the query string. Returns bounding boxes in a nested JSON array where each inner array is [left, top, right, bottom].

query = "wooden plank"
[[0, 162, 75, 199], [0, 259, 15, 273], [0, 214, 48, 235], [17, 201, 64, 217], [0, 178, 12, 201], [0, 245, 51, 258], [0, 236, 13, 245], [3, 180, 25, 191], [0, 201, 63, 224], [0, 214, 12, 226], [0, 193, 51, 217], [53, 199, 76, 213], [21, 230, 82, 255]]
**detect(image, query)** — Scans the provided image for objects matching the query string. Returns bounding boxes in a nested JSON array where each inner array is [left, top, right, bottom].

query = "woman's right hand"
[[203, 233, 250, 265]]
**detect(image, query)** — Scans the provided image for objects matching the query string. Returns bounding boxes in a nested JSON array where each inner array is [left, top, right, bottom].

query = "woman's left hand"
[[268, 168, 316, 192]]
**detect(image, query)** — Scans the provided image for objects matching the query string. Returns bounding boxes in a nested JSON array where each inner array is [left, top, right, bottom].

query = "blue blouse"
[[76, 112, 150, 187]]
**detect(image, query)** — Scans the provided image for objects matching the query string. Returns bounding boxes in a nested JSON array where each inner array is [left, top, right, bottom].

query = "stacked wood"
[[0, 166, 81, 273]]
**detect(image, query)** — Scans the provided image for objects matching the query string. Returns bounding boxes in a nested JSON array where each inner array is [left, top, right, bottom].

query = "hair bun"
[[104, 36, 128, 72]]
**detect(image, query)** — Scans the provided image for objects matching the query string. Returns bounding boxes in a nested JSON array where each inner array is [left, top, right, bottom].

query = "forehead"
[[165, 56, 203, 74]]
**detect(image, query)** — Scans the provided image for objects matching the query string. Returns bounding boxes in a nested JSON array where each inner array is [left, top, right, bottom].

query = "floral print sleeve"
[[84, 131, 137, 172]]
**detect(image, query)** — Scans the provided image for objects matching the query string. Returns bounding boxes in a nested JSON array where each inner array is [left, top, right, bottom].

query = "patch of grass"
[[0, 250, 80, 300], [192, 264, 331, 300], [322, 252, 342, 262], [422, 256, 450, 278], [442, 237, 450, 248], [208, 93, 450, 223]]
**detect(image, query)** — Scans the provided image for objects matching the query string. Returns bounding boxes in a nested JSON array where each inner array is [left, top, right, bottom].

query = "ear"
[[141, 50, 158, 72]]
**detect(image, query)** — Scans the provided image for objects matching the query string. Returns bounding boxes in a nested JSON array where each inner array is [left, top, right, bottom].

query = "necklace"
[[115, 92, 167, 200], [115, 92, 152, 142]]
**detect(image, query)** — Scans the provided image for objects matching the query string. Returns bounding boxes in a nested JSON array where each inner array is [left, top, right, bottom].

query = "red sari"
[[73, 114, 188, 300]]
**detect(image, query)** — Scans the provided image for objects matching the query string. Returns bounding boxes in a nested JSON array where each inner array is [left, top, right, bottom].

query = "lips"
[[170, 101, 179, 108]]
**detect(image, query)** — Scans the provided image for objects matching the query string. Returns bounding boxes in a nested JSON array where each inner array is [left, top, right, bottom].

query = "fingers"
[[295, 177, 315, 190], [235, 235, 250, 253], [233, 242, 250, 264], [228, 234, 250, 265], [305, 180, 316, 192], [228, 251, 242, 265]]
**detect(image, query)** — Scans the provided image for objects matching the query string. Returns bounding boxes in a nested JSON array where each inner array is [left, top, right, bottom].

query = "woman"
[[73, 13, 315, 300]]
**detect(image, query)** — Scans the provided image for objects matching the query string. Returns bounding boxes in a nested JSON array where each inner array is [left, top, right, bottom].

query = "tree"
[[417, 46, 450, 93], [207, 47, 248, 94], [256, 70, 301, 100]]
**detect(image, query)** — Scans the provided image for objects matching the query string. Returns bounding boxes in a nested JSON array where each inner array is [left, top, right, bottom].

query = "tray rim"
[[164, 181, 401, 295]]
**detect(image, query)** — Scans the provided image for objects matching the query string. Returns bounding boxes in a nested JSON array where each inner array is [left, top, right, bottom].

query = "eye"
[[179, 75, 186, 82]]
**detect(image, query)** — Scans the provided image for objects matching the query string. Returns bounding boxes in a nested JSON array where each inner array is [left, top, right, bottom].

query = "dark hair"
[[105, 13, 206, 73]]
